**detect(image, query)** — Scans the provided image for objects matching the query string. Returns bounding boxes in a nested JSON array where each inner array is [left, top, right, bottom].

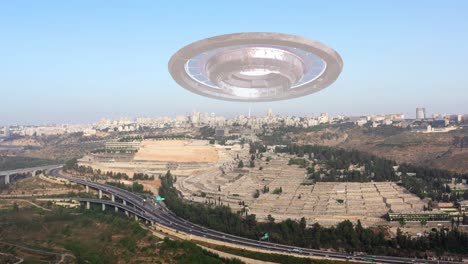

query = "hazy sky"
[[1, 1, 467, 125]]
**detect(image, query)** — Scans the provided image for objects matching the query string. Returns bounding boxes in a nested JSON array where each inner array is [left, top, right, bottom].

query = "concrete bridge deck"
[[0, 165, 61, 185]]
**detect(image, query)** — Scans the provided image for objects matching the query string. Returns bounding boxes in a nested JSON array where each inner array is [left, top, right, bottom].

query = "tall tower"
[[416, 107, 426, 119], [3, 126, 10, 138], [267, 108, 274, 118]]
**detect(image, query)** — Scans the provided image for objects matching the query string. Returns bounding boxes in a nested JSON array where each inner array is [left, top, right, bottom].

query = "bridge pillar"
[[123, 200, 127, 206], [111, 194, 115, 202], [135, 214, 138, 221], [125, 210, 129, 217], [5, 174, 10, 185], [115, 206, 118, 213], [86, 201, 90, 210], [31, 170, 37, 176], [99, 189, 102, 199], [85, 185, 89, 193], [102, 203, 105, 211]]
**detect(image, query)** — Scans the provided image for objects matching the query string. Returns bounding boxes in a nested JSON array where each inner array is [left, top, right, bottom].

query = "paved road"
[[0, 165, 61, 176], [49, 169, 463, 264]]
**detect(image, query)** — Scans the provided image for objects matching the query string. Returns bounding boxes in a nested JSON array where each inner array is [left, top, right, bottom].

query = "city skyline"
[[1, 106, 465, 127], [1, 1, 467, 125]]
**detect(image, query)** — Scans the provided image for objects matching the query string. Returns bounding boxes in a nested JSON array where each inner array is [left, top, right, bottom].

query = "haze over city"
[[1, 0, 467, 125]]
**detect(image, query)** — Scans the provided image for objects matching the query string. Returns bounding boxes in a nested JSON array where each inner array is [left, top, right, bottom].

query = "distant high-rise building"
[[319, 113, 329, 123], [416, 107, 426, 119], [267, 108, 274, 118], [463, 114, 468, 124], [1, 126, 11, 138], [190, 111, 200, 124]]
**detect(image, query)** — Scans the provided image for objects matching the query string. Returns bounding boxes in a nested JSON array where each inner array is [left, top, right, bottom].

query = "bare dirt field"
[[134, 140, 218, 163], [78, 140, 229, 178]]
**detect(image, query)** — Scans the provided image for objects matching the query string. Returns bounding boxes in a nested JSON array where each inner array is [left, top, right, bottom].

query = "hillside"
[[0, 201, 243, 264], [293, 125, 468, 174]]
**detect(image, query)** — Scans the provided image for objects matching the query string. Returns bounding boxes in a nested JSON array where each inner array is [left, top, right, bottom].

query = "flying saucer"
[[168, 32, 342, 102]]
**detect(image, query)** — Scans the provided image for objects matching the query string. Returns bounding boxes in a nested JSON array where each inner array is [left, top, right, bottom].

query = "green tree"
[[300, 217, 306, 230], [272, 187, 282, 195], [253, 189, 260, 198], [399, 219, 406, 229], [420, 219, 427, 227], [267, 214, 275, 224], [463, 190, 468, 200], [12, 202, 19, 212]]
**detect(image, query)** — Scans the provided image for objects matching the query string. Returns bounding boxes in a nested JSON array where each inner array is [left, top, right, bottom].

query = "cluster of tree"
[[210, 135, 242, 146], [309, 169, 370, 182], [0, 156, 57, 171], [272, 187, 283, 194], [399, 163, 468, 200], [362, 125, 409, 137], [319, 132, 341, 140], [106, 181, 148, 194], [90, 148, 106, 154], [159, 175, 468, 257], [106, 171, 130, 180], [64, 160, 131, 180], [249, 142, 267, 154], [452, 136, 468, 149], [258, 123, 355, 146], [118, 136, 143, 142], [276, 145, 399, 182], [133, 173, 155, 181], [274, 145, 468, 199], [63, 160, 95, 175], [199, 126, 215, 138], [90, 148, 138, 154], [159, 238, 244, 264], [288, 158, 309, 168], [143, 134, 189, 140], [65, 159, 160, 182], [213, 244, 336, 264]]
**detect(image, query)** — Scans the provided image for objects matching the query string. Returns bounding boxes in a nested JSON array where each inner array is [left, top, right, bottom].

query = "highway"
[[49, 168, 463, 264], [0, 165, 61, 184], [0, 165, 61, 176]]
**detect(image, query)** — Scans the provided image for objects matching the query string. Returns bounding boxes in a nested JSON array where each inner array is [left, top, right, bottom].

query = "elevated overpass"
[[0, 165, 61, 185], [74, 198, 155, 223]]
